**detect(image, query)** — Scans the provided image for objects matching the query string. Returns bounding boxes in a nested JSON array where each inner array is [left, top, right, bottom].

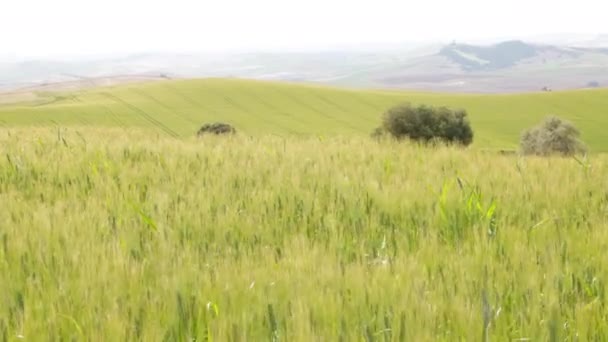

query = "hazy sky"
[[2, 0, 607, 57]]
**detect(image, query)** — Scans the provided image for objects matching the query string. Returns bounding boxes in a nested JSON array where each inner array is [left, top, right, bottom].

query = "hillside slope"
[[1, 78, 607, 150]]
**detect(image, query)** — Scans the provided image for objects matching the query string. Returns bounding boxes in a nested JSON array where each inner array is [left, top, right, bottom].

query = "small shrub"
[[378, 103, 473, 146], [197, 122, 236, 136], [520, 116, 586, 156]]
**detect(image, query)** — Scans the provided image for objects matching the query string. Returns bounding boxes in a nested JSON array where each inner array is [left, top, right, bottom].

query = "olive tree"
[[374, 103, 473, 146], [520, 116, 586, 156]]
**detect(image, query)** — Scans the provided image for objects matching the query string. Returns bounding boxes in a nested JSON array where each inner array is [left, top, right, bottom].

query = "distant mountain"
[[347, 40, 608, 92], [438, 40, 573, 71], [0, 46, 431, 91], [439, 40, 608, 71], [2, 38, 608, 94]]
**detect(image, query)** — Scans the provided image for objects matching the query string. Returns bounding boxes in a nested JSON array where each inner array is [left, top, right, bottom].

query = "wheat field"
[[2, 79, 608, 151], [1, 127, 607, 340]]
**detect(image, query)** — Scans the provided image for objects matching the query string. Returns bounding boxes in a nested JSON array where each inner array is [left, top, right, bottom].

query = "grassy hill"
[[1, 78, 608, 150]]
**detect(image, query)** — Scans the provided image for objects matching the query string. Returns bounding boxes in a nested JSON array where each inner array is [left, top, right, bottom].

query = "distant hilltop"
[[438, 40, 608, 71]]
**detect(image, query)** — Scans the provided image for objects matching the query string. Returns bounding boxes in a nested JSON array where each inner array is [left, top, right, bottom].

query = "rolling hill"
[[1, 78, 607, 151], [3, 37, 608, 94]]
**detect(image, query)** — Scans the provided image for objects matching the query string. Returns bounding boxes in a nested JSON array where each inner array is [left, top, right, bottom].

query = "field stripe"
[[271, 88, 362, 132], [199, 84, 299, 134], [101, 92, 179, 137], [129, 88, 200, 126]]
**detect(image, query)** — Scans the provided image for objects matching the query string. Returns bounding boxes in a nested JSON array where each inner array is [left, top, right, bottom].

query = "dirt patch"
[[0, 75, 171, 105], [0, 91, 41, 105], [11, 75, 170, 92]]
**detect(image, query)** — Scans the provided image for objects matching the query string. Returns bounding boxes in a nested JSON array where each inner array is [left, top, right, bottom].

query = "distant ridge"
[[3, 37, 608, 93], [439, 40, 575, 71]]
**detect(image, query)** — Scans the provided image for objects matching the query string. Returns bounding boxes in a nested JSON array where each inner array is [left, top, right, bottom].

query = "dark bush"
[[197, 122, 236, 136], [520, 116, 586, 156], [377, 103, 473, 146]]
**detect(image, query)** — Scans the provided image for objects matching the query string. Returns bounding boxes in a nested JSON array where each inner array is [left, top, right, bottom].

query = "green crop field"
[[1, 80, 608, 340], [1, 78, 607, 150], [1, 128, 608, 340]]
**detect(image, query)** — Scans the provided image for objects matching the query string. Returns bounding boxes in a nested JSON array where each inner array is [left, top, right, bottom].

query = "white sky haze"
[[2, 0, 607, 57]]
